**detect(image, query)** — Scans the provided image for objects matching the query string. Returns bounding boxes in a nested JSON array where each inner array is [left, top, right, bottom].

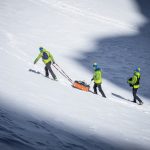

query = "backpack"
[[128, 77, 133, 87], [42, 52, 49, 59]]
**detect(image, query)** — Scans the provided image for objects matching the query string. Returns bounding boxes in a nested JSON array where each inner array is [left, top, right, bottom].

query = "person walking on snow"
[[128, 67, 143, 105], [91, 63, 106, 98], [34, 47, 57, 80]]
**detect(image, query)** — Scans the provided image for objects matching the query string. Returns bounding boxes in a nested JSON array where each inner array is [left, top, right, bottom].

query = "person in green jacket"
[[91, 63, 106, 98], [128, 67, 143, 105], [34, 47, 57, 80]]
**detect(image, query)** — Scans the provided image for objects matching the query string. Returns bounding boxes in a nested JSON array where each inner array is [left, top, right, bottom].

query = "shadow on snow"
[[75, 0, 150, 99], [0, 95, 148, 150]]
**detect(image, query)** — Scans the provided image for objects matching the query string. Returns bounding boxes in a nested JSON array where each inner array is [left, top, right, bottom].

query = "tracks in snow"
[[32, 0, 136, 31]]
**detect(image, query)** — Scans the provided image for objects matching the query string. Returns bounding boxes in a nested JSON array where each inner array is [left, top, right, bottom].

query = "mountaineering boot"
[[53, 77, 58, 81], [139, 101, 143, 105], [45, 75, 49, 78], [94, 90, 97, 94]]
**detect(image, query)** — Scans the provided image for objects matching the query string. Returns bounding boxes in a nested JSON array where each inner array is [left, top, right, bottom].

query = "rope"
[[52, 63, 73, 84]]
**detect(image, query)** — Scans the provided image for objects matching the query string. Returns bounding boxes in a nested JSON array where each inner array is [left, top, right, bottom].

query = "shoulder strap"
[[134, 74, 140, 85]]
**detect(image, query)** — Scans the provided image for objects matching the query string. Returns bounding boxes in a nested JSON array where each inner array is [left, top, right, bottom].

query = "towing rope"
[[52, 63, 73, 84]]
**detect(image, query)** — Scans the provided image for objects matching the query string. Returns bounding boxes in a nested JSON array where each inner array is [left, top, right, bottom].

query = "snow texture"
[[0, 0, 150, 150]]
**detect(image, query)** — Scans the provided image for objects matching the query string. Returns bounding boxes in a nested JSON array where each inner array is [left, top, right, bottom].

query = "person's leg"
[[135, 88, 143, 104], [45, 66, 49, 77], [132, 88, 137, 103], [46, 62, 57, 79], [93, 83, 98, 94], [98, 84, 106, 98]]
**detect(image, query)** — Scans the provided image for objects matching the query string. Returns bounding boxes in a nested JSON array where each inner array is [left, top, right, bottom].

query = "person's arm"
[[34, 53, 42, 64], [128, 76, 137, 85], [91, 72, 96, 81]]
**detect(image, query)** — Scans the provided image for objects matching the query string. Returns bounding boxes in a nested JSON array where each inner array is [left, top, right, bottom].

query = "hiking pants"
[[93, 83, 106, 98], [45, 62, 56, 79], [132, 88, 142, 103]]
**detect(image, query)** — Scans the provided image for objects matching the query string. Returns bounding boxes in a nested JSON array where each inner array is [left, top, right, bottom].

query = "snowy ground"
[[0, 0, 150, 150]]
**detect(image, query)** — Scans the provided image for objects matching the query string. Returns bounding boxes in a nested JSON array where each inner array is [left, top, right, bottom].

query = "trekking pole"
[[54, 63, 73, 83], [52, 64, 73, 84]]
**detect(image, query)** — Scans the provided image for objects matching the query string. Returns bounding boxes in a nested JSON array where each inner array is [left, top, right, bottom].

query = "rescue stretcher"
[[73, 81, 90, 92]]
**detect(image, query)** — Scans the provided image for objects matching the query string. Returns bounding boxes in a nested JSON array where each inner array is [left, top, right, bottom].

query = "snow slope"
[[0, 0, 150, 149]]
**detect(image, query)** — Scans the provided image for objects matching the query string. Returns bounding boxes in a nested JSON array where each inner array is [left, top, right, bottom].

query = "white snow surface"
[[0, 0, 150, 150]]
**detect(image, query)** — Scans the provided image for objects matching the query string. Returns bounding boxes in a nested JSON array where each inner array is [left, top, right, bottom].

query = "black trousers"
[[45, 62, 56, 79], [93, 83, 106, 98], [132, 88, 142, 103]]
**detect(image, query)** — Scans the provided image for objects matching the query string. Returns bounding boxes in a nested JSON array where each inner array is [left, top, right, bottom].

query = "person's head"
[[134, 67, 140, 73], [93, 62, 99, 70], [39, 47, 44, 52]]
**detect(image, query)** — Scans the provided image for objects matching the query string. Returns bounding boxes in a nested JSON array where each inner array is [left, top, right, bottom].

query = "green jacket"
[[128, 71, 141, 89], [92, 68, 102, 84], [34, 49, 54, 64]]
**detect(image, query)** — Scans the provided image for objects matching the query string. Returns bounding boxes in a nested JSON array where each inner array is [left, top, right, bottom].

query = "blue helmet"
[[93, 62, 99, 70], [39, 47, 44, 51], [134, 67, 141, 72], [93, 62, 97, 67]]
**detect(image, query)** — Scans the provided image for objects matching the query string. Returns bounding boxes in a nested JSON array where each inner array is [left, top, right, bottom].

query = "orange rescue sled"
[[73, 81, 90, 92]]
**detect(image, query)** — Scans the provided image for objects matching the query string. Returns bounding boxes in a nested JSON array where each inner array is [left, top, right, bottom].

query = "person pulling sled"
[[34, 47, 57, 80], [91, 63, 106, 98]]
